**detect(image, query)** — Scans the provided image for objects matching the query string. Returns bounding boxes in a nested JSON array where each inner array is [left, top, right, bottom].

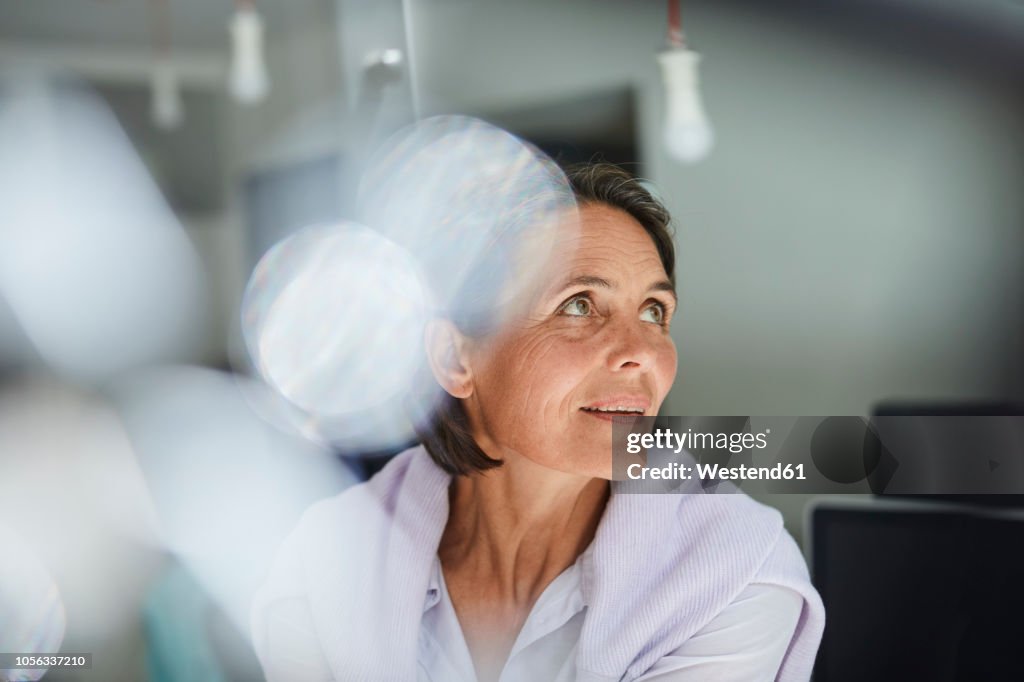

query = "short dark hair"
[[414, 162, 676, 476]]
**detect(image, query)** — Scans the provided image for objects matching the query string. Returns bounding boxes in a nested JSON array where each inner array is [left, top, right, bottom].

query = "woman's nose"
[[604, 319, 659, 372]]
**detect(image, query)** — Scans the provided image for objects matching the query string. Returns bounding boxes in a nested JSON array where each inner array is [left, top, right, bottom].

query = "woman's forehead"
[[554, 203, 664, 269], [531, 203, 669, 300]]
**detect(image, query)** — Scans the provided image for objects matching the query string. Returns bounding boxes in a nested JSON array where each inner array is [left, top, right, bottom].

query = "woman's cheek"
[[657, 338, 679, 397]]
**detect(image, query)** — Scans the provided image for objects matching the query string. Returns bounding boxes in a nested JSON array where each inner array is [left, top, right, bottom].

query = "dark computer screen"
[[811, 504, 1024, 681]]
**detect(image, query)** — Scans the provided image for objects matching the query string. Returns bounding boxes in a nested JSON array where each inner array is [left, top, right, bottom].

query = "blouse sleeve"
[[255, 596, 335, 682], [634, 584, 805, 682], [250, 514, 335, 682]]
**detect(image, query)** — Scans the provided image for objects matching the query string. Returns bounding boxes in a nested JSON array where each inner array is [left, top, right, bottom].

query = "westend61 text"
[[626, 461, 807, 481]]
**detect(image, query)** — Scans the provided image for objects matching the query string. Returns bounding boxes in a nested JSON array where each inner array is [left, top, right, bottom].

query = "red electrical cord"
[[667, 0, 685, 48]]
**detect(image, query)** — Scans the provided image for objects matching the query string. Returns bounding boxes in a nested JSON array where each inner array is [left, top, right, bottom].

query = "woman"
[[251, 163, 824, 681]]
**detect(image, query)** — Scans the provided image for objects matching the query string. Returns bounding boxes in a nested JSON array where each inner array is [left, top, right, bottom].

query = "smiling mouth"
[[580, 406, 646, 422], [580, 406, 645, 414]]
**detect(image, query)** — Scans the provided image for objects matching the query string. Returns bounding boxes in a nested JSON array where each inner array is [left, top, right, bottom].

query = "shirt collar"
[[424, 556, 442, 613], [422, 540, 596, 617]]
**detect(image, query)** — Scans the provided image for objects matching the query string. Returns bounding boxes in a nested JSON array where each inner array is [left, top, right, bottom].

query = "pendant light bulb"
[[229, 5, 270, 104], [658, 48, 714, 163], [151, 59, 184, 130]]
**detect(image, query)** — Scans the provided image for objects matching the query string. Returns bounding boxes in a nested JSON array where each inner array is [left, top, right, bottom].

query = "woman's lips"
[[580, 396, 650, 422], [580, 408, 647, 423]]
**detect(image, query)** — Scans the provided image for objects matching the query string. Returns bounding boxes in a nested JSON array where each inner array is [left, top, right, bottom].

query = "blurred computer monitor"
[[808, 498, 1024, 681]]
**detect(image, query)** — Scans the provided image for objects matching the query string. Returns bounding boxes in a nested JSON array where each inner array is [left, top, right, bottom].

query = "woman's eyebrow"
[[557, 275, 613, 292], [650, 280, 678, 303], [548, 275, 677, 302], [542, 275, 612, 301]]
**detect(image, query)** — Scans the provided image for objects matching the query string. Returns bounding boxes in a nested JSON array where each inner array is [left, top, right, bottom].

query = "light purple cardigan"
[[251, 446, 825, 681]]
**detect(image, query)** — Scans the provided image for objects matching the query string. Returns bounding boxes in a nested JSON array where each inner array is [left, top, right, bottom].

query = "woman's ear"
[[424, 319, 474, 399]]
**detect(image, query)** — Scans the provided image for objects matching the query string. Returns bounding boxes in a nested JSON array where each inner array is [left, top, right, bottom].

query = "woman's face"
[[462, 202, 678, 479]]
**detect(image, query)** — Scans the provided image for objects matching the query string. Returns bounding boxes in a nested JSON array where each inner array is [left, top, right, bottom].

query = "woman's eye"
[[560, 295, 593, 317], [641, 302, 666, 325]]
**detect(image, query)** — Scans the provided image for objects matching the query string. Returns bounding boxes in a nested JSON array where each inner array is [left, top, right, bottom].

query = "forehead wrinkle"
[[536, 207, 673, 304], [563, 248, 668, 294], [573, 233, 662, 267]]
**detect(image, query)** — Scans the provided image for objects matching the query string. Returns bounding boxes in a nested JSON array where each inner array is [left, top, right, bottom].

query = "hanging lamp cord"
[[667, 0, 686, 49]]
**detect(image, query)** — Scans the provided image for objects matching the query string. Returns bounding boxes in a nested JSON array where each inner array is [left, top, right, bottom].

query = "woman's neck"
[[436, 452, 609, 682], [439, 453, 609, 602]]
